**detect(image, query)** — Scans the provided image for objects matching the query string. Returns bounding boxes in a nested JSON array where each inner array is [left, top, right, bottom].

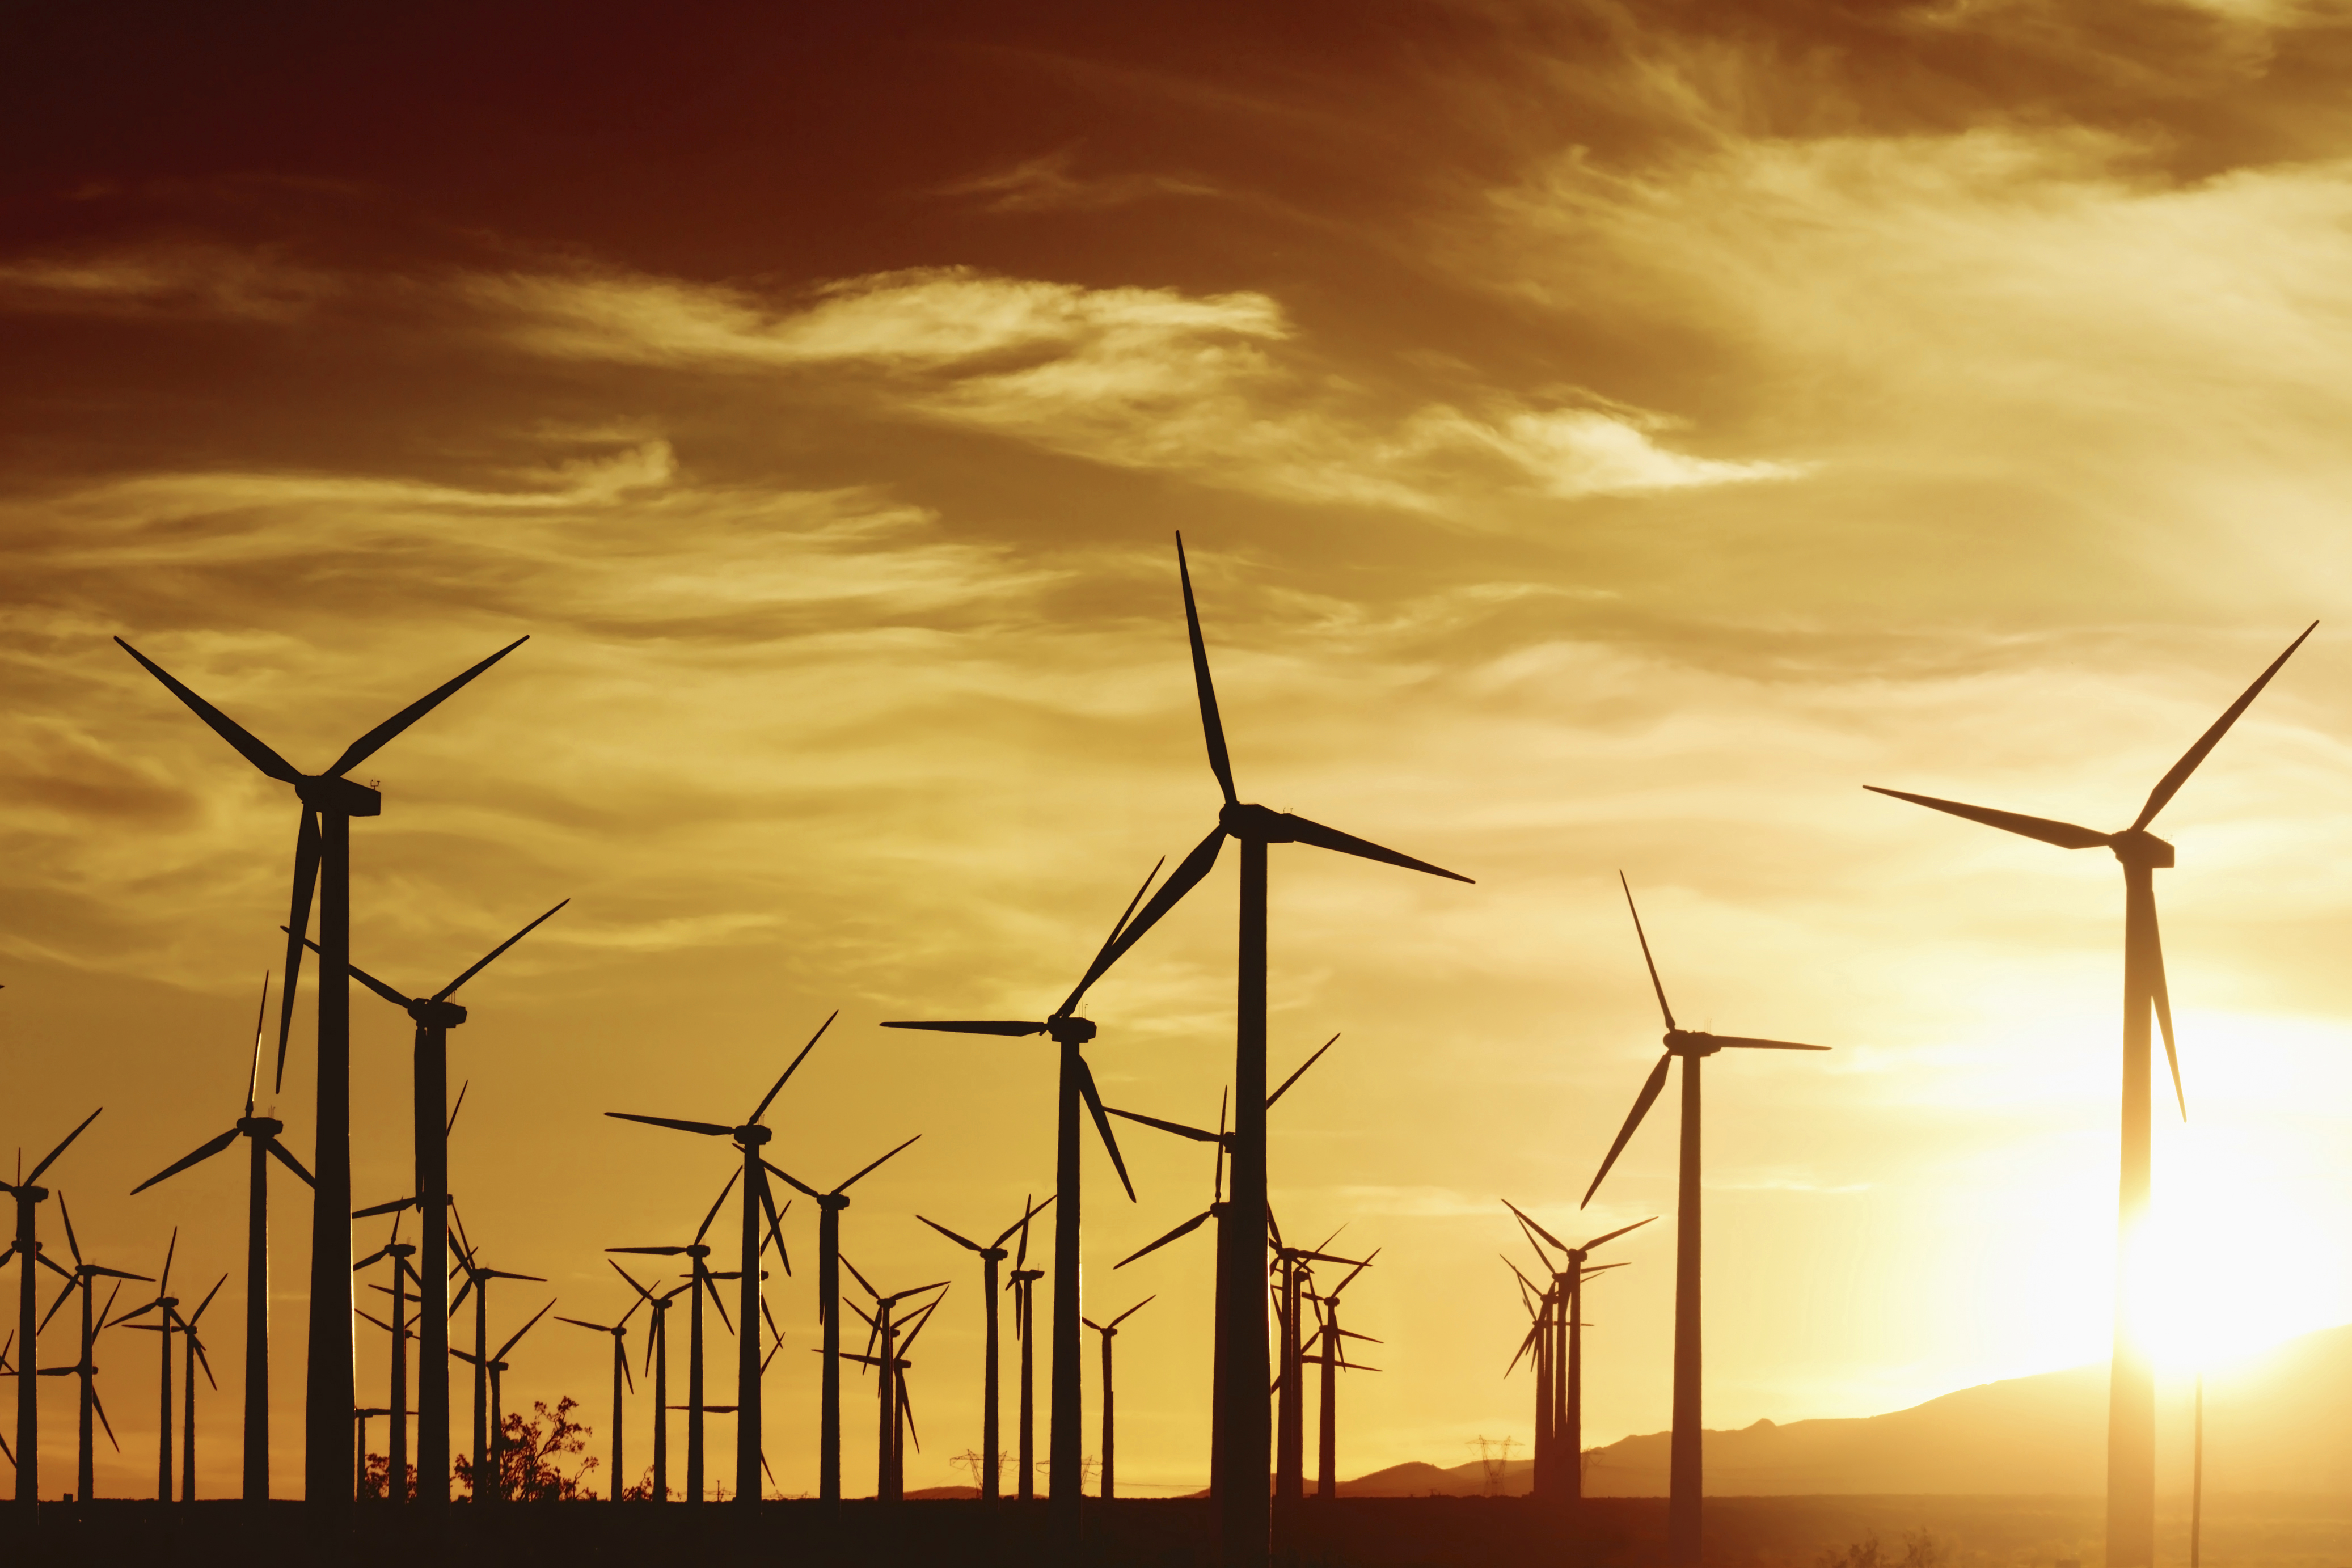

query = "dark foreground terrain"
[[6, 1493, 2346, 1567]]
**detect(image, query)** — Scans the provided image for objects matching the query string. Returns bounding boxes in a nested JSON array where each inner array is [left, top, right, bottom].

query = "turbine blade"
[[2134, 622, 2317, 831], [445, 1079, 468, 1139], [1711, 1036, 1832, 1051], [694, 1171, 741, 1246], [276, 810, 321, 1094], [37, 1277, 77, 1335], [606, 1112, 735, 1138], [877, 1020, 1046, 1037], [113, 639, 302, 783], [353, 1246, 393, 1273], [757, 1168, 791, 1277], [1109, 1295, 1154, 1329], [1862, 787, 2110, 851], [1618, 873, 1678, 1033], [351, 1195, 419, 1219], [1094, 825, 1228, 978], [917, 1216, 983, 1253], [496, 1300, 556, 1361], [1116, 1211, 1211, 1269], [1285, 813, 1472, 884], [1501, 1198, 1568, 1254], [243, 971, 270, 1119], [264, 1138, 316, 1187], [1581, 1054, 1672, 1209], [289, 937, 413, 1011], [835, 1134, 920, 1195], [1104, 1106, 1220, 1144], [1076, 1058, 1137, 1203], [993, 1193, 1054, 1250], [28, 1107, 102, 1185], [1175, 533, 1239, 806], [129, 1128, 239, 1195], [1056, 856, 1167, 1019], [325, 635, 529, 778], [1267, 1033, 1340, 1109], [762, 1159, 821, 1201], [2151, 903, 2186, 1121], [92, 1381, 118, 1450], [433, 898, 569, 1003], [749, 1010, 835, 1125], [1580, 1215, 1658, 1253]]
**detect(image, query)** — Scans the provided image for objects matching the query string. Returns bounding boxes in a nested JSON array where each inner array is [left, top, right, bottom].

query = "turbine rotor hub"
[[821, 1194, 851, 1212], [411, 999, 467, 1029], [1219, 801, 1290, 842], [1047, 1016, 1097, 1046], [236, 1117, 283, 1136], [1665, 1029, 1722, 1058], [735, 1125, 772, 1147]]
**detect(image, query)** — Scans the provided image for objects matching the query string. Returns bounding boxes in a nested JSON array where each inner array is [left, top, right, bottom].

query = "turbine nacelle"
[[2108, 827, 2175, 869], [408, 999, 468, 1030], [234, 1117, 283, 1138], [294, 775, 382, 817], [734, 1124, 773, 1148], [1046, 1016, 1098, 1046], [1663, 1030, 1724, 1059]]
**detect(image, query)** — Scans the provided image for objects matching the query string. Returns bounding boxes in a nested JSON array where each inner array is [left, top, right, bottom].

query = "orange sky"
[[7, 0, 2352, 1500]]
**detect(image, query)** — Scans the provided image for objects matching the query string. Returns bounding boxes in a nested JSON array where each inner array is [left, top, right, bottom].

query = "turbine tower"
[[1868, 622, 2313, 1568]]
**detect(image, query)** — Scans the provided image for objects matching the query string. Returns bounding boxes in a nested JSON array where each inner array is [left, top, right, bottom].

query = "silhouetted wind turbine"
[[1083, 1296, 1152, 1499], [170, 1277, 225, 1499], [130, 975, 313, 1500], [915, 1194, 1051, 1501], [1306, 1255, 1380, 1500], [352, 1210, 424, 1504], [118, 632, 524, 1500], [1503, 1202, 1649, 1504], [447, 1203, 543, 1506], [352, 1305, 415, 1499], [1103, 536, 1471, 1565], [1867, 622, 2313, 1568], [884, 860, 1180, 1539], [557, 1291, 646, 1507], [450, 1300, 554, 1503], [1008, 1200, 1045, 1501], [1270, 1216, 1365, 1512], [109, 1228, 186, 1501], [1581, 874, 1829, 1567], [1109, 1032, 1336, 1487], [297, 899, 564, 1505], [608, 1174, 741, 1503], [41, 1198, 147, 1502], [4, 1108, 100, 1502], [840, 1269, 944, 1501], [605, 1012, 826, 1506], [761, 1135, 919, 1502], [610, 1262, 686, 1501]]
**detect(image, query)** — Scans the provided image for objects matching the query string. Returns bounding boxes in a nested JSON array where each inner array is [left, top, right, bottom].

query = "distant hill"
[[1346, 1321, 2352, 1497]]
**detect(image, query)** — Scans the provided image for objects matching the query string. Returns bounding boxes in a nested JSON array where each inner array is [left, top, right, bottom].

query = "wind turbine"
[[40, 1198, 147, 1502], [558, 1291, 645, 1506], [1502, 1202, 1645, 1504], [108, 1228, 184, 1501], [1581, 874, 1830, 1567], [4, 1108, 100, 1501], [1306, 1256, 1380, 1500], [117, 632, 525, 1500], [1101, 535, 1472, 1565], [607, 1174, 742, 1504], [130, 974, 313, 1501], [839, 1270, 945, 1501], [352, 1305, 415, 1499], [610, 1262, 687, 1501], [446, 1203, 543, 1506], [884, 857, 1181, 1539], [352, 1210, 425, 1503], [1082, 1296, 1152, 1499], [126, 1273, 227, 1502], [604, 1012, 827, 1506], [1010, 1202, 1045, 1501], [915, 1194, 1052, 1500], [1269, 1218, 1367, 1513], [450, 1300, 554, 1503], [761, 1135, 920, 1502], [1108, 1032, 1337, 1486], [295, 898, 564, 1505], [1867, 622, 2313, 1568]]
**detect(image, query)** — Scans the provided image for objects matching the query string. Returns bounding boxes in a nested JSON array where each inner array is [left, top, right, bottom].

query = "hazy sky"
[[8, 0, 2352, 1500]]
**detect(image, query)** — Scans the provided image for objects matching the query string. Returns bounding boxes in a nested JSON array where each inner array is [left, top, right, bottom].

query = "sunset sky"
[[9, 0, 2352, 1500]]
